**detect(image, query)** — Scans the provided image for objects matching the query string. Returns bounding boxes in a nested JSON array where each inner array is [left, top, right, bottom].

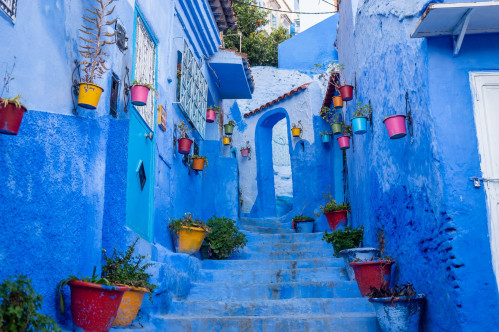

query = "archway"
[[254, 108, 294, 217]]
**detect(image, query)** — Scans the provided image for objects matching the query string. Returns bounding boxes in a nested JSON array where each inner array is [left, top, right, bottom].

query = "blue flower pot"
[[321, 134, 331, 143], [295, 220, 314, 233], [369, 295, 425, 332], [339, 248, 380, 280], [352, 116, 368, 134]]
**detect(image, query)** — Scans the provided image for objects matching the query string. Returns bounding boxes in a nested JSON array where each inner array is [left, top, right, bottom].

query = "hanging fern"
[[79, 0, 118, 83]]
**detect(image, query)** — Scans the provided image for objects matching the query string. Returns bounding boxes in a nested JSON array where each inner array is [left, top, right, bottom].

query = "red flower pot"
[[0, 99, 27, 135], [350, 260, 394, 296], [339, 85, 354, 101], [324, 210, 348, 231], [337, 136, 350, 150], [68, 280, 128, 331], [241, 148, 250, 157], [383, 115, 407, 139], [178, 138, 193, 154], [206, 109, 217, 123]]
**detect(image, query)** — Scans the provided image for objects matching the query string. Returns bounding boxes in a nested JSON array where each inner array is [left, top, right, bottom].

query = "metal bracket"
[[123, 66, 131, 112], [71, 60, 81, 115], [453, 8, 474, 56], [469, 177, 499, 188], [368, 99, 374, 133], [405, 92, 414, 144]]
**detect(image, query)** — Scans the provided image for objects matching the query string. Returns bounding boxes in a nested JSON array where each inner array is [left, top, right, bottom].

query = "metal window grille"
[[134, 15, 156, 130], [177, 41, 207, 139], [1, 0, 17, 22]]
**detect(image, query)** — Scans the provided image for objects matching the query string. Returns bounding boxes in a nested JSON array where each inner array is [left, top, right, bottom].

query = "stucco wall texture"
[[337, 0, 499, 331]]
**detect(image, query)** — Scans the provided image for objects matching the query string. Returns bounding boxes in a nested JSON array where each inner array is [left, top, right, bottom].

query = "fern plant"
[[79, 0, 118, 83]]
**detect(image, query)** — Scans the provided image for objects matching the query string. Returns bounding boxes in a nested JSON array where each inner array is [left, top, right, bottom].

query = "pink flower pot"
[[131, 85, 150, 106], [383, 115, 407, 139], [206, 109, 217, 123], [337, 136, 350, 150], [241, 148, 249, 157]]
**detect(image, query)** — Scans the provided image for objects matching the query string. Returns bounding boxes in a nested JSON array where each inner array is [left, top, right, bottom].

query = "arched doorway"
[[254, 108, 294, 217]]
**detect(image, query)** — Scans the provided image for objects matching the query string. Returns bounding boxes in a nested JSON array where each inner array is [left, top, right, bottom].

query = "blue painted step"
[[151, 313, 379, 332], [241, 224, 294, 234], [169, 298, 373, 316], [240, 218, 293, 229], [188, 281, 362, 301], [202, 257, 345, 270], [245, 240, 332, 252], [237, 249, 335, 260], [197, 266, 347, 284], [243, 232, 326, 244]]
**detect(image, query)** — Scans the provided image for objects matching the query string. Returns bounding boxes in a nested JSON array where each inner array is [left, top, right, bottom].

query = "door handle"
[[145, 132, 153, 140]]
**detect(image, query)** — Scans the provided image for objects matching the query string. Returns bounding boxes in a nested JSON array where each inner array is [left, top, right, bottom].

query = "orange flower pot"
[[192, 158, 205, 171], [112, 286, 150, 327], [333, 96, 343, 109]]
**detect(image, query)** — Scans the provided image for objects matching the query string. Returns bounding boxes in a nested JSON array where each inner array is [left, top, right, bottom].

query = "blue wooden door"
[[126, 108, 154, 240]]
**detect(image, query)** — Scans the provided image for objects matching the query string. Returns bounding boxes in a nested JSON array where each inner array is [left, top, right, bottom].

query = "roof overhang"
[[411, 1, 499, 55], [208, 50, 254, 99]]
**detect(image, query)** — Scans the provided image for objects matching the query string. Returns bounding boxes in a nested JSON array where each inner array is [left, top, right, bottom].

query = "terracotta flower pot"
[[333, 96, 343, 109], [178, 138, 193, 154], [192, 158, 205, 171], [0, 99, 27, 135], [112, 286, 150, 327], [68, 280, 128, 331], [339, 248, 380, 280], [324, 210, 348, 231], [350, 260, 394, 296]]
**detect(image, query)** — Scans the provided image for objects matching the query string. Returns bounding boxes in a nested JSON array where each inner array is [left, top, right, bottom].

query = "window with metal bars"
[[133, 14, 156, 130], [1, 0, 17, 22], [175, 41, 208, 139]]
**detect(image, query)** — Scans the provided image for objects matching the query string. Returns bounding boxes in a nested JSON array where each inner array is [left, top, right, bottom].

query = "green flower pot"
[[332, 123, 343, 135], [224, 124, 234, 135]]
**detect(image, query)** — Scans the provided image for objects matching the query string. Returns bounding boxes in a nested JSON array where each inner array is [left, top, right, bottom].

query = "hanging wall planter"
[[350, 259, 394, 296], [223, 136, 231, 145], [352, 117, 367, 134], [206, 106, 220, 123], [321, 132, 332, 143], [241, 148, 250, 157], [177, 121, 193, 154], [339, 85, 354, 101], [192, 155, 208, 171], [383, 115, 407, 139], [78, 82, 104, 109], [224, 120, 236, 135], [130, 82, 153, 106], [333, 95, 343, 109], [0, 97, 27, 135], [291, 120, 303, 138], [332, 122, 343, 135], [337, 136, 350, 150]]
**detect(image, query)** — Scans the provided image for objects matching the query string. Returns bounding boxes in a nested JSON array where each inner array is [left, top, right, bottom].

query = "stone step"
[[244, 232, 325, 244], [245, 240, 332, 253], [188, 281, 362, 301], [241, 224, 294, 234], [237, 249, 334, 260], [202, 257, 345, 270], [197, 266, 347, 284], [240, 218, 292, 229], [169, 298, 374, 316], [151, 313, 379, 332]]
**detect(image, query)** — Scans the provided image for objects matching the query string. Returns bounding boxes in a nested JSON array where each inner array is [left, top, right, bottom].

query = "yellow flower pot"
[[112, 286, 150, 327], [223, 136, 231, 145], [176, 226, 209, 254], [77, 82, 104, 109], [291, 127, 301, 137]]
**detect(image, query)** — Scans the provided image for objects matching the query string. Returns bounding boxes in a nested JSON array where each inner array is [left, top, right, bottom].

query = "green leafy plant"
[[207, 105, 220, 113], [353, 255, 393, 263], [177, 121, 191, 138], [322, 226, 364, 257], [341, 124, 352, 136], [102, 238, 156, 301], [368, 282, 417, 300], [57, 266, 110, 314], [131, 80, 156, 92], [0, 275, 61, 331], [226, 120, 236, 126], [168, 213, 210, 234], [78, 0, 118, 84], [292, 215, 314, 222], [320, 107, 341, 125], [315, 189, 351, 217], [353, 102, 373, 118], [191, 155, 209, 168], [204, 216, 247, 259], [320, 131, 332, 136]]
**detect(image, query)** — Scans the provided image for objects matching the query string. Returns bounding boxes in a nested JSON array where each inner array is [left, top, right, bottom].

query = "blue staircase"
[[153, 217, 379, 331]]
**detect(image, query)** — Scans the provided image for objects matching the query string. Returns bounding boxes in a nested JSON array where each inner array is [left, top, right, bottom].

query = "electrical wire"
[[232, 0, 337, 14], [320, 0, 337, 8]]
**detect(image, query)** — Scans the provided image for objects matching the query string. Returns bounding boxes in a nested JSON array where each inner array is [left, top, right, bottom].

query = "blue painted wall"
[[0, 0, 240, 328], [278, 14, 339, 73], [336, 0, 499, 330]]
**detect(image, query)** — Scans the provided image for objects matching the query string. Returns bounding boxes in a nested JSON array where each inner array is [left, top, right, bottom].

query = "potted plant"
[[223, 136, 231, 145], [130, 80, 155, 106], [337, 125, 352, 150], [0, 61, 27, 136], [292, 215, 315, 233], [320, 107, 342, 135], [333, 93, 343, 109], [58, 267, 128, 332], [102, 238, 157, 328], [320, 131, 332, 143], [368, 283, 426, 332], [224, 120, 236, 135], [77, 0, 118, 109], [352, 102, 372, 135], [383, 114, 407, 139], [240, 147, 250, 157], [206, 105, 220, 123], [192, 155, 208, 171], [316, 190, 350, 231], [291, 120, 303, 137], [0, 275, 61, 331], [169, 213, 211, 255], [177, 121, 193, 154], [350, 257, 395, 296], [202, 216, 248, 260]]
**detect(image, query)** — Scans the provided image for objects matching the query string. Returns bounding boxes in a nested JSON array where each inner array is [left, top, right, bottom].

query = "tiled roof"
[[209, 0, 238, 31], [244, 83, 311, 118]]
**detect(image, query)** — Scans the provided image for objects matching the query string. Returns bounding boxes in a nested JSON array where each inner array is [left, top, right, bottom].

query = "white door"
[[471, 72, 499, 292]]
